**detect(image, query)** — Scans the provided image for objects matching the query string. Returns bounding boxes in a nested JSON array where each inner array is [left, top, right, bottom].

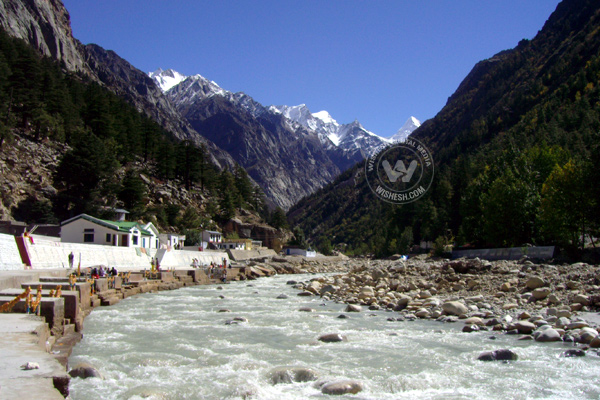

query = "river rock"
[[477, 349, 518, 362], [320, 380, 364, 395], [318, 333, 347, 343], [464, 317, 484, 326], [526, 277, 545, 290], [69, 362, 103, 379], [297, 291, 313, 297], [514, 321, 536, 334], [463, 324, 479, 333], [269, 367, 318, 384], [345, 304, 362, 312], [532, 288, 551, 300], [561, 349, 586, 357], [534, 328, 561, 342], [442, 301, 468, 316], [590, 336, 600, 348], [415, 308, 431, 318], [299, 307, 316, 312], [573, 294, 590, 306], [276, 294, 288, 299]]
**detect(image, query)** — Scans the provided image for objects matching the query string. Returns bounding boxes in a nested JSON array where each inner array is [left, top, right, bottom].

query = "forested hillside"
[[0, 28, 269, 235], [289, 0, 600, 258]]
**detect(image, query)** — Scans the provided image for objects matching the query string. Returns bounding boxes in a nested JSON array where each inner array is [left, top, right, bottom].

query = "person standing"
[[68, 252, 74, 269]]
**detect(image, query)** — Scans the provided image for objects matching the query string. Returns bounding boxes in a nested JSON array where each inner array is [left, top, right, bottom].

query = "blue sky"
[[63, 1, 561, 138]]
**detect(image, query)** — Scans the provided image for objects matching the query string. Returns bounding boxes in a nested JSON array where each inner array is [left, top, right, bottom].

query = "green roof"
[[61, 214, 154, 236]]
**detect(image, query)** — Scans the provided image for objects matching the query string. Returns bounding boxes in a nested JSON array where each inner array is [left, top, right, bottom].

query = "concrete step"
[[100, 296, 120, 306], [63, 323, 76, 336], [51, 331, 83, 368]]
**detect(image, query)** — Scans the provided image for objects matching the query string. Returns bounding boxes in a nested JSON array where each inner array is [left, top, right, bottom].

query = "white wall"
[[23, 236, 155, 270], [0, 233, 25, 270], [158, 249, 229, 269], [61, 219, 129, 246]]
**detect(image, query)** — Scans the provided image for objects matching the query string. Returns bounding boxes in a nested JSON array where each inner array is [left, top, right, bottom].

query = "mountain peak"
[[148, 68, 188, 92], [312, 110, 338, 126], [390, 116, 421, 142]]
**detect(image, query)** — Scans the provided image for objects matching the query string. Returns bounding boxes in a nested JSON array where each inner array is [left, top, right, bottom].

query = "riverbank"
[[0, 256, 351, 399], [293, 256, 600, 346]]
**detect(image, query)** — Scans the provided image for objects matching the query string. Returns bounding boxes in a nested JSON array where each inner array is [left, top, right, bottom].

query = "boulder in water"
[[69, 362, 102, 379], [269, 366, 318, 384], [318, 333, 347, 343], [477, 349, 518, 362], [320, 380, 364, 395], [345, 304, 362, 312]]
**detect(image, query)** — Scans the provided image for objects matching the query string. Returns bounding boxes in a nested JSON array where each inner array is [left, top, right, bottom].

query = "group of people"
[[205, 261, 229, 283], [150, 257, 161, 272], [90, 266, 118, 279]]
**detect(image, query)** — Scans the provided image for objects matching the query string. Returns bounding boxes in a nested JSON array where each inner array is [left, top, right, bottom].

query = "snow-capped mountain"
[[149, 67, 418, 208], [148, 68, 187, 92], [271, 104, 394, 157], [391, 116, 421, 142]]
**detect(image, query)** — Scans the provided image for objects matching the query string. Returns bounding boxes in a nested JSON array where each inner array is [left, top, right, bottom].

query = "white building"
[[201, 230, 223, 244], [61, 214, 159, 249], [158, 233, 186, 249]]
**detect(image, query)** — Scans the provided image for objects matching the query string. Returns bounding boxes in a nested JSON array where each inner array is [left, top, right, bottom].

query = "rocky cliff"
[[0, 0, 236, 170], [0, 0, 89, 75]]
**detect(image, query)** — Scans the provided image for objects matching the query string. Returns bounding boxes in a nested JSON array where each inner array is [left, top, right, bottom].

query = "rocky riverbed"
[[289, 256, 600, 351]]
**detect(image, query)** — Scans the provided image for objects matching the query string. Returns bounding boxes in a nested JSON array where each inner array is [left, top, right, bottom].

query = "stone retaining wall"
[[227, 249, 277, 261], [157, 248, 229, 269]]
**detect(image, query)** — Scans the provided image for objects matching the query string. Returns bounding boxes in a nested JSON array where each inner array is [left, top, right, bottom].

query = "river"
[[69, 273, 600, 399]]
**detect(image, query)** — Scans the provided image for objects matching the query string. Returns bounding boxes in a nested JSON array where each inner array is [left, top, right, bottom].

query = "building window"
[[106, 233, 111, 242], [83, 228, 94, 243], [132, 236, 138, 245]]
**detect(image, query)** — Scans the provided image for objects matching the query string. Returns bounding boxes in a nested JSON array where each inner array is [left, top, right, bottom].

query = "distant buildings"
[[283, 246, 316, 257]]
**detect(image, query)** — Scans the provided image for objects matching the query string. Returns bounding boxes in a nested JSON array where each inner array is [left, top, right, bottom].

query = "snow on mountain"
[[390, 116, 421, 142], [148, 68, 188, 92], [153, 68, 417, 159], [272, 104, 391, 155], [163, 73, 229, 107]]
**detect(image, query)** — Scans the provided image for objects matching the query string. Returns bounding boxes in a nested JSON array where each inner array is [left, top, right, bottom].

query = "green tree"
[[270, 207, 289, 229], [218, 170, 238, 220], [540, 159, 593, 250], [118, 170, 147, 218], [53, 133, 119, 218]]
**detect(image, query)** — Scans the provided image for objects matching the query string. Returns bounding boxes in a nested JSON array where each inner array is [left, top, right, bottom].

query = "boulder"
[[477, 349, 518, 362], [573, 294, 590, 306], [269, 367, 318, 384], [525, 277, 545, 290], [320, 380, 364, 395], [276, 294, 288, 299], [69, 362, 103, 379], [532, 288, 551, 300], [345, 304, 362, 312], [534, 328, 561, 342], [464, 317, 484, 326], [318, 333, 347, 343], [514, 321, 536, 334], [442, 301, 468, 316], [561, 349, 586, 357], [298, 307, 316, 312]]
